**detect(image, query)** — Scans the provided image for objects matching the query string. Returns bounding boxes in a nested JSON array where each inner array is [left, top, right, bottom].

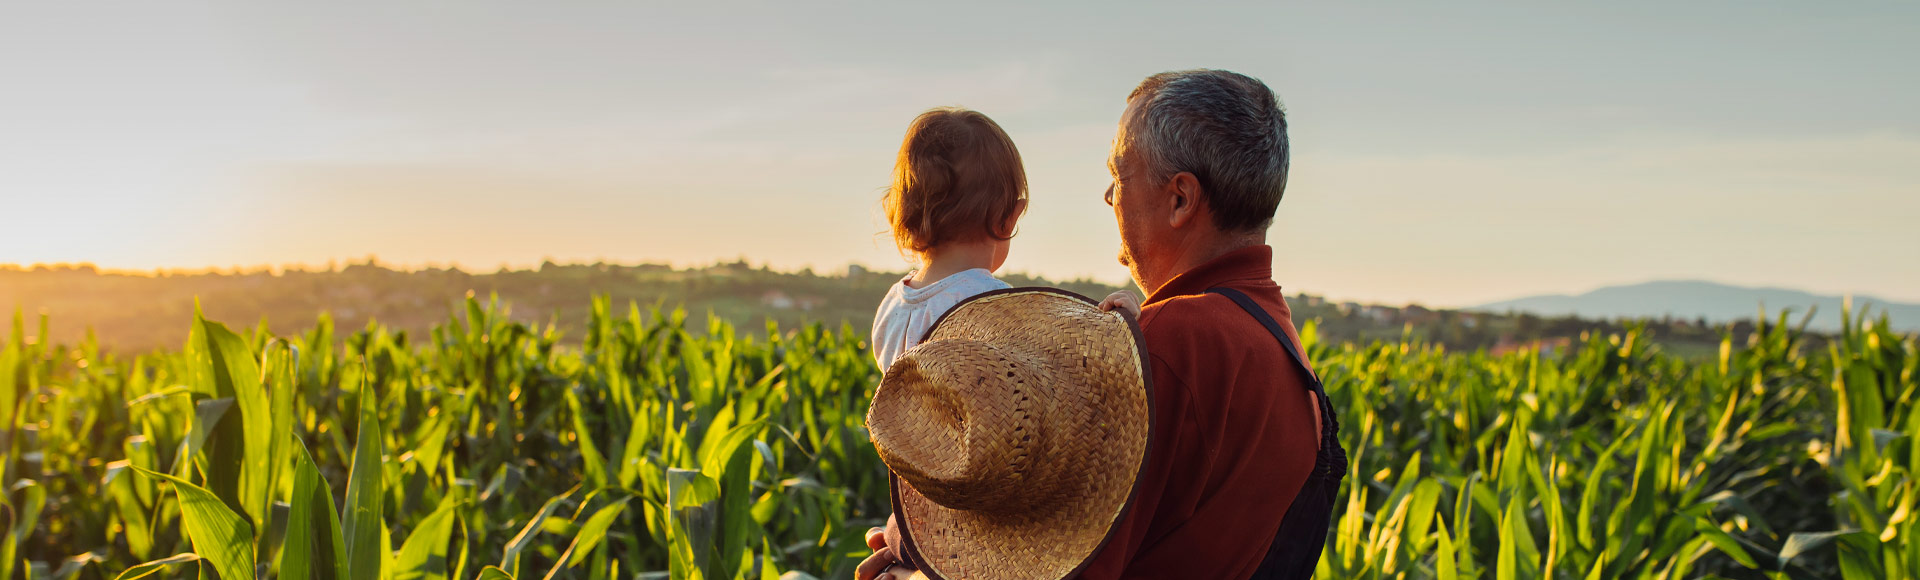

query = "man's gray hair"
[[1127, 69, 1290, 232]]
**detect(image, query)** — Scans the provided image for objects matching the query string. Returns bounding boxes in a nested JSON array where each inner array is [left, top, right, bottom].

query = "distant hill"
[[1472, 280, 1920, 332], [0, 261, 1131, 352], [6, 263, 1875, 355]]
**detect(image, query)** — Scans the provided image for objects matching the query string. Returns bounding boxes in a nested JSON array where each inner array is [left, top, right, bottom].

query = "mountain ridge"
[[1472, 280, 1920, 332]]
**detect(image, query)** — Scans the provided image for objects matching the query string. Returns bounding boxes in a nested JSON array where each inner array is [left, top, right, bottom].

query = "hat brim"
[[886, 288, 1154, 580]]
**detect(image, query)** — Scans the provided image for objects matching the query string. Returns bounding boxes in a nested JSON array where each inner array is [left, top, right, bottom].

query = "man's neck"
[[1142, 230, 1265, 296], [910, 241, 998, 289]]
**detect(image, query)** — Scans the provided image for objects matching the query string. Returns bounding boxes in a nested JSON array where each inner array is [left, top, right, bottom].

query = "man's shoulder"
[[1139, 293, 1243, 349]]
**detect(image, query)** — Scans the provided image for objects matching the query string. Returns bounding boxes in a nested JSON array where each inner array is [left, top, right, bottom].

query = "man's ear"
[[1165, 172, 1204, 229]]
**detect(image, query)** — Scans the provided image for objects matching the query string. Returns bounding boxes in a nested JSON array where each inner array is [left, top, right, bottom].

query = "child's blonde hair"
[[883, 107, 1028, 259]]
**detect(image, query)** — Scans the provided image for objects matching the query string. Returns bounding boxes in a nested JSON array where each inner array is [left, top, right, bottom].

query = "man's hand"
[[856, 515, 919, 580], [1100, 290, 1142, 318]]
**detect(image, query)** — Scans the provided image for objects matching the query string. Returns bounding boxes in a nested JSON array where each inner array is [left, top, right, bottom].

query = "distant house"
[[847, 264, 868, 278], [761, 290, 795, 310], [1365, 305, 1399, 324], [761, 290, 826, 311]]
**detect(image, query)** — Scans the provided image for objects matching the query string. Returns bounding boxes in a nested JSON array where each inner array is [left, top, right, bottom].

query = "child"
[[871, 107, 1137, 372], [863, 107, 1138, 579]]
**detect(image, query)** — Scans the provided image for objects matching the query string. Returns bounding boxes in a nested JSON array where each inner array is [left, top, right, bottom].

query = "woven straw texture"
[[868, 289, 1151, 580]]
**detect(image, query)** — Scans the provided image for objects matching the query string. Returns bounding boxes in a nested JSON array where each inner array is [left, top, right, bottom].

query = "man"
[[861, 69, 1343, 580]]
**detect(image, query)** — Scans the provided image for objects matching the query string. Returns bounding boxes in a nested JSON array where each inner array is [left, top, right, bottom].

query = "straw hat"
[[867, 288, 1153, 580]]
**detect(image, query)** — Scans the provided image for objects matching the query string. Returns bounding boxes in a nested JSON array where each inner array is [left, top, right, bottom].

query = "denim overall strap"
[[1207, 287, 1347, 580]]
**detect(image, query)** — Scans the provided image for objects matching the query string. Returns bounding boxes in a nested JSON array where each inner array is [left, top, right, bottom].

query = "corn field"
[[0, 296, 1913, 579]]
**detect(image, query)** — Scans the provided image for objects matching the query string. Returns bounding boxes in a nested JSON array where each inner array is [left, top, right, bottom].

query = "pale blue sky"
[[3, 2, 1915, 306]]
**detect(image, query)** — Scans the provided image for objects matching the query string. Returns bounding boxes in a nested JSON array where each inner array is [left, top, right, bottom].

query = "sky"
[[2, 1, 1916, 307]]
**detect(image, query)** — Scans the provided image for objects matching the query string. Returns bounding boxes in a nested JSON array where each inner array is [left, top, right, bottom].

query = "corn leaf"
[[394, 494, 462, 580], [476, 566, 515, 580], [193, 313, 272, 532], [280, 440, 347, 580], [111, 553, 202, 580], [342, 380, 385, 580], [130, 466, 254, 580]]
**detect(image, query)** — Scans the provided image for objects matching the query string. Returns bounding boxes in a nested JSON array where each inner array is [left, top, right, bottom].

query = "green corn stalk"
[[6, 296, 1913, 579]]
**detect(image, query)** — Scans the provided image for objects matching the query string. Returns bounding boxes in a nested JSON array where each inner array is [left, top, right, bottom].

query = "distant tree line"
[[3, 261, 1759, 356]]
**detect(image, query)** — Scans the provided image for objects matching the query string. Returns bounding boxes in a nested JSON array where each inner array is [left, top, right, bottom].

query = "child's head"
[[884, 107, 1028, 269]]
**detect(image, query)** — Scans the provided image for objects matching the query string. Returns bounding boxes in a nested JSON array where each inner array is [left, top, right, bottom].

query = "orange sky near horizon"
[[4, 2, 1917, 307]]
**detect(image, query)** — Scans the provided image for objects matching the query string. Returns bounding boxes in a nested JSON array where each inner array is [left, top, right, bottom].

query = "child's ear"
[[1002, 198, 1029, 236]]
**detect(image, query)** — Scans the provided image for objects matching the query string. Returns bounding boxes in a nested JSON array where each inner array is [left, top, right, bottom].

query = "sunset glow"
[[4, 2, 1915, 306]]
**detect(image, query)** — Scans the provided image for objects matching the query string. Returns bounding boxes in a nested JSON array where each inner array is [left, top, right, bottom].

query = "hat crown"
[[869, 339, 1064, 514], [869, 290, 1153, 580]]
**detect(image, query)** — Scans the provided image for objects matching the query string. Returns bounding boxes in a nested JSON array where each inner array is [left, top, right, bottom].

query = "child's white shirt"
[[871, 268, 1010, 372]]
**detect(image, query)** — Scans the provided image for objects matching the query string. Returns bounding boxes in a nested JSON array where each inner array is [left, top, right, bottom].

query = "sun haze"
[[3, 2, 1915, 307]]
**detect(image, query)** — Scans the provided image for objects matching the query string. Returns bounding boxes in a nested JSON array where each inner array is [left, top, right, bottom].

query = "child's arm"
[[1099, 290, 1141, 318]]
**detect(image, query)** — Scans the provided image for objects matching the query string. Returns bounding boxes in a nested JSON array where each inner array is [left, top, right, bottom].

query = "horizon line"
[[7, 258, 1914, 311], [0, 257, 1126, 284]]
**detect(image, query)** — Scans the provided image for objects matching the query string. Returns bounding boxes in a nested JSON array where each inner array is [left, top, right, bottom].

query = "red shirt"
[[1080, 245, 1320, 580]]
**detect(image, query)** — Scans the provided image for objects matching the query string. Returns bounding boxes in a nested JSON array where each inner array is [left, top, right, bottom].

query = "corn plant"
[[0, 297, 1913, 579]]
